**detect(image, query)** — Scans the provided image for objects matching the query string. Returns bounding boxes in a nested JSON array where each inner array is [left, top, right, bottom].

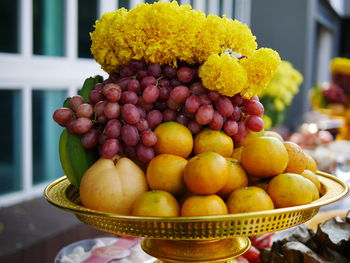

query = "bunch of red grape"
[[322, 84, 348, 104], [53, 60, 264, 163], [332, 73, 350, 95]]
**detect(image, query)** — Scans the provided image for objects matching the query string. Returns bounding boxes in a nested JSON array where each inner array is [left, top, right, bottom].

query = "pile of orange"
[[131, 122, 321, 217]]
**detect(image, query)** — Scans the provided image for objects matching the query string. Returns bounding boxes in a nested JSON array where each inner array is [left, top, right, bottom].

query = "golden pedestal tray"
[[45, 172, 348, 263]]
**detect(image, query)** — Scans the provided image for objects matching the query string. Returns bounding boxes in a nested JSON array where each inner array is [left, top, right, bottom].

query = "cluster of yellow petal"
[[199, 48, 281, 98], [91, 1, 257, 71], [90, 1, 281, 98], [199, 54, 247, 96], [330, 57, 350, 76], [239, 48, 281, 98], [260, 61, 303, 111]]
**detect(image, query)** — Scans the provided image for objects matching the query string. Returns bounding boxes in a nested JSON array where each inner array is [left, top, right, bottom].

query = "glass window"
[[32, 90, 66, 184], [78, 0, 98, 58], [118, 0, 129, 9], [33, 0, 65, 56], [219, 0, 224, 16], [0, 90, 21, 194], [0, 0, 19, 53]]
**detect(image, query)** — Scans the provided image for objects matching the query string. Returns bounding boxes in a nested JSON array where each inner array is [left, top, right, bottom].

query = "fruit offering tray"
[[45, 172, 347, 239]]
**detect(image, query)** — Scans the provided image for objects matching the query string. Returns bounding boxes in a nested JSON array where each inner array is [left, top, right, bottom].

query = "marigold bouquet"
[[53, 1, 281, 164]]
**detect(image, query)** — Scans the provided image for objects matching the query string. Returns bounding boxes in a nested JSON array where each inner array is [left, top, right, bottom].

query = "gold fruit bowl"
[[44, 172, 348, 263]]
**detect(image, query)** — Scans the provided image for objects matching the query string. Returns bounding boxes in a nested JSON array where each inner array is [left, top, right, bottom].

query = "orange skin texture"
[[305, 153, 318, 174], [283, 141, 307, 174], [146, 154, 188, 197], [241, 136, 288, 178], [184, 152, 229, 195], [181, 194, 228, 216], [132, 190, 180, 217], [154, 122, 193, 158], [267, 173, 319, 208], [226, 186, 274, 213], [301, 169, 321, 192], [194, 128, 234, 157], [217, 158, 248, 198]]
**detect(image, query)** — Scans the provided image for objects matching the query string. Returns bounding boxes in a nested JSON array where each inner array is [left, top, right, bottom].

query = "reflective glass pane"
[[32, 90, 66, 184], [0, 0, 19, 53], [118, 0, 129, 9], [33, 0, 65, 56], [0, 90, 21, 194], [78, 0, 97, 58]]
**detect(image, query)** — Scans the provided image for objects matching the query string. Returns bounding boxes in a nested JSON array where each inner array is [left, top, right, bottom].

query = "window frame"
[[0, 0, 249, 206]]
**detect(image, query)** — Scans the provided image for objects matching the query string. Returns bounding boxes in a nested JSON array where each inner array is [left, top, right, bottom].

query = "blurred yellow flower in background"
[[259, 61, 303, 127]]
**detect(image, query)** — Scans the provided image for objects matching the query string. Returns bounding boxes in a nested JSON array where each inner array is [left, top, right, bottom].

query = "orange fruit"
[[231, 146, 243, 161], [146, 154, 188, 197], [305, 153, 318, 173], [131, 190, 180, 217], [241, 136, 288, 178], [301, 169, 321, 192], [217, 158, 248, 198], [193, 128, 233, 157], [226, 186, 274, 213], [264, 131, 284, 142], [181, 194, 228, 216], [236, 130, 264, 147], [184, 152, 229, 195], [154, 122, 193, 158], [283, 141, 307, 174], [267, 173, 319, 208]]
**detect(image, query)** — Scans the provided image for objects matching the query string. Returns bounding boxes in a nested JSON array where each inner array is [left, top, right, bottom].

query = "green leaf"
[[78, 77, 96, 101], [63, 97, 71, 108], [94, 75, 103, 84]]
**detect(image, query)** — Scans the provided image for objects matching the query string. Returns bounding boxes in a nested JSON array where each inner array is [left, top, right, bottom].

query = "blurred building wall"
[[251, 0, 345, 130]]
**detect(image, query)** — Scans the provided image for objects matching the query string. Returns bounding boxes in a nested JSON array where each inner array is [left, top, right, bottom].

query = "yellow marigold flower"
[[330, 57, 350, 76], [194, 15, 257, 63], [90, 10, 129, 73], [124, 2, 205, 66], [199, 54, 247, 96], [240, 48, 281, 98]]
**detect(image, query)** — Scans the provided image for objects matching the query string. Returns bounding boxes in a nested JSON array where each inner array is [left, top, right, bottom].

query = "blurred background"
[[0, 0, 349, 262]]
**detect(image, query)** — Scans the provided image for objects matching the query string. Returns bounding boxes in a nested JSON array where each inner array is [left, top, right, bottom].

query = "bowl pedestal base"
[[141, 237, 251, 263]]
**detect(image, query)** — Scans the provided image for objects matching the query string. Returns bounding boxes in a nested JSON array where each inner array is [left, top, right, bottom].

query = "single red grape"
[[215, 96, 234, 117], [136, 144, 155, 163], [81, 129, 99, 149], [196, 105, 214, 125], [53, 108, 73, 126], [224, 120, 238, 136], [101, 138, 120, 158], [245, 115, 264, 132], [184, 95, 200, 113], [121, 104, 140, 124], [76, 103, 93, 118], [209, 111, 224, 130], [141, 130, 158, 147], [177, 67, 193, 83]]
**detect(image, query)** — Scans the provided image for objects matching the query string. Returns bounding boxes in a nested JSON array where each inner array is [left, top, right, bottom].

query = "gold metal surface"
[[44, 171, 348, 262], [141, 238, 250, 263], [44, 171, 348, 239]]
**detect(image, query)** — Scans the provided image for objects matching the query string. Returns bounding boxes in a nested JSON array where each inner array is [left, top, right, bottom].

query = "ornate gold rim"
[[44, 171, 348, 223]]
